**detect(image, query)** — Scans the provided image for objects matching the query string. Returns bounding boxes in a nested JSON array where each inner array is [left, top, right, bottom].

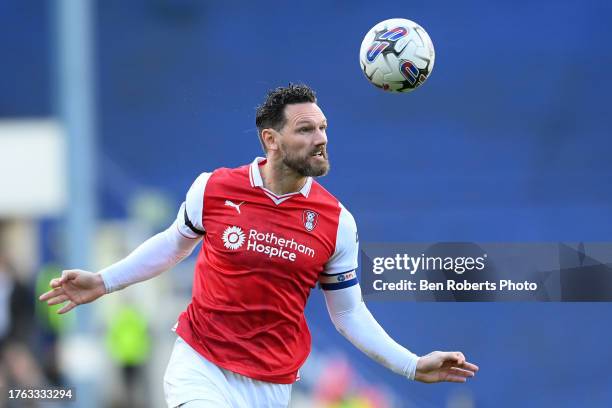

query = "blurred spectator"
[[0, 254, 45, 406], [105, 304, 151, 408], [313, 356, 392, 408]]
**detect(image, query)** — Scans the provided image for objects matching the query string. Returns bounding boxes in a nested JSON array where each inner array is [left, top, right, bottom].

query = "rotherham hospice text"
[[371, 254, 487, 275]]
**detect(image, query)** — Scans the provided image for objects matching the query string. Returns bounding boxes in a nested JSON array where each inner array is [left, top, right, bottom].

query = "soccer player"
[[40, 85, 478, 407]]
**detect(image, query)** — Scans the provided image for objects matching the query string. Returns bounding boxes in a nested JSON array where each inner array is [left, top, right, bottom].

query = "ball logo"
[[366, 27, 409, 63], [303, 210, 318, 232], [222, 226, 245, 250], [366, 41, 390, 63], [400, 60, 420, 86], [379, 26, 408, 41]]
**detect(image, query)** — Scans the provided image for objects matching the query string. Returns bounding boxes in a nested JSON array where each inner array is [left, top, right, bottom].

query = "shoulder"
[[192, 171, 213, 187], [310, 180, 357, 225], [323, 201, 359, 274], [337, 202, 357, 233], [186, 172, 212, 199], [309, 179, 340, 205], [180, 163, 251, 234], [206, 164, 250, 185], [185, 165, 250, 195]]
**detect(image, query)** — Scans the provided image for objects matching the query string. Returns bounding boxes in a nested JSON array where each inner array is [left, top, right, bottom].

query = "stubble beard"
[[280, 144, 330, 177]]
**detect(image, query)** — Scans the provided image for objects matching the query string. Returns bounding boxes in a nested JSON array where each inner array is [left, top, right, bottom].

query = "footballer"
[[40, 84, 478, 407]]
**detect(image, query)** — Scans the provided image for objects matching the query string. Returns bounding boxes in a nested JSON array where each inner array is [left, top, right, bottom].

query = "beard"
[[279, 143, 330, 177]]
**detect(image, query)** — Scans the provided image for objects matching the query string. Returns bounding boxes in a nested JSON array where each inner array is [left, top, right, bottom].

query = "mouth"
[[312, 149, 327, 159]]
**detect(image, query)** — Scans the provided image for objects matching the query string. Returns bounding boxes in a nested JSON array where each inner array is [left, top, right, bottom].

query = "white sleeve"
[[323, 203, 359, 275], [100, 172, 210, 293], [99, 220, 201, 293], [176, 172, 211, 238], [323, 283, 420, 380]]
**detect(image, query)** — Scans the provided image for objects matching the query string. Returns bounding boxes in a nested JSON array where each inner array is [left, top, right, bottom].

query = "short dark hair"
[[255, 84, 317, 151]]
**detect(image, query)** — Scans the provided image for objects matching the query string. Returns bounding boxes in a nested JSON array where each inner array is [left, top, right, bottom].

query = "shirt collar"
[[249, 157, 312, 198]]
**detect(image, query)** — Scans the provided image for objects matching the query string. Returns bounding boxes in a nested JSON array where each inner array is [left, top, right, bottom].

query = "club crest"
[[303, 210, 318, 232]]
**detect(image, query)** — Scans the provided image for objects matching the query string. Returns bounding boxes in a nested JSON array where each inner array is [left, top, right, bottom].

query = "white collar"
[[248, 157, 313, 201]]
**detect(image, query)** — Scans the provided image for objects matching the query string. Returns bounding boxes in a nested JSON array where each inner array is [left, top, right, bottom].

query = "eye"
[[298, 127, 310, 133]]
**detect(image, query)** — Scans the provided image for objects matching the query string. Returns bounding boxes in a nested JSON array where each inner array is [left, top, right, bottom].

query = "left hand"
[[415, 351, 479, 383]]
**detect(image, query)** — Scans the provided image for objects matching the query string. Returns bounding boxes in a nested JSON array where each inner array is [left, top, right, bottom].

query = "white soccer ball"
[[359, 18, 435, 93]]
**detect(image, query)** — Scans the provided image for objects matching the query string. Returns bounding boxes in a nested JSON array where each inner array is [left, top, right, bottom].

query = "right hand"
[[39, 269, 107, 314]]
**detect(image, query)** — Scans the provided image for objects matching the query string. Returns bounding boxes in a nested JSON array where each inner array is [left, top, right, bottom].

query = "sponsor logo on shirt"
[[224, 200, 245, 214], [221, 225, 315, 262], [222, 226, 246, 249]]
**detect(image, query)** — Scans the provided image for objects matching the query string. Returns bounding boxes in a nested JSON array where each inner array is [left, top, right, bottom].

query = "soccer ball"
[[359, 18, 435, 93]]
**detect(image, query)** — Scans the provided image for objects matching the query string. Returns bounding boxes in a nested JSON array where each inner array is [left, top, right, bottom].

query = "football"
[[359, 18, 435, 93]]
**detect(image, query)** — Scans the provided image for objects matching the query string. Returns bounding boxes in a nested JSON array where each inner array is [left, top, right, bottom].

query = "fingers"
[[46, 294, 70, 306], [39, 270, 81, 314], [448, 367, 475, 378], [439, 351, 480, 381], [442, 352, 480, 372], [445, 352, 479, 373], [418, 351, 479, 384], [50, 277, 62, 288], [438, 367, 476, 383], [39, 287, 70, 308], [50, 270, 79, 288], [57, 301, 78, 314], [433, 351, 464, 368], [445, 351, 466, 365], [461, 361, 480, 373], [443, 375, 469, 383], [39, 287, 64, 302]]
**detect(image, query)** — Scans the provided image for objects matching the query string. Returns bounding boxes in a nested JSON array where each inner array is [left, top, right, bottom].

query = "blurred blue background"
[[1, 0, 611, 407]]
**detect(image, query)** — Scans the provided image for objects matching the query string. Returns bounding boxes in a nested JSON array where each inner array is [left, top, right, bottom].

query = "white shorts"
[[163, 336, 292, 408]]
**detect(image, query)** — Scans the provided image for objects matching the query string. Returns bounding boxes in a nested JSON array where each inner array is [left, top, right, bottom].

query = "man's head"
[[255, 84, 329, 177]]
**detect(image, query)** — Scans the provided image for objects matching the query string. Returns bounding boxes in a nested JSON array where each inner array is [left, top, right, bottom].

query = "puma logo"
[[224, 200, 245, 214]]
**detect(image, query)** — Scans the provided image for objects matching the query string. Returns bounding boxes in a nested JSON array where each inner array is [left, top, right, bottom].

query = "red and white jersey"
[[174, 157, 359, 384]]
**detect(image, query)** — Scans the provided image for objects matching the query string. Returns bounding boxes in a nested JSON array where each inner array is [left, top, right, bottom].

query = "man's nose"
[[313, 128, 327, 145]]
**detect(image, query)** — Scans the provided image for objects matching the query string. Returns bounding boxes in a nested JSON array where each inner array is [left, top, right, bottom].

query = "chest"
[[202, 191, 339, 284]]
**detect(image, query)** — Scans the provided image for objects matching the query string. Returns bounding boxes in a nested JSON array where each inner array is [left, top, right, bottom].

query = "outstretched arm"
[[39, 218, 201, 313], [100, 218, 201, 293], [323, 282, 479, 383], [39, 172, 210, 314]]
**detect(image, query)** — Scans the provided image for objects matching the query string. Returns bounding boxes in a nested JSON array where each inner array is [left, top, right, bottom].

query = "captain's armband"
[[319, 270, 358, 291]]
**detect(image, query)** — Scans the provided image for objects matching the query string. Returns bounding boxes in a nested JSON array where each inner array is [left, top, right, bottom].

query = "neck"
[[260, 158, 307, 196]]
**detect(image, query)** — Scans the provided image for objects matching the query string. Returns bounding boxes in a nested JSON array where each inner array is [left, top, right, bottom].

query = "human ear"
[[262, 128, 280, 151]]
